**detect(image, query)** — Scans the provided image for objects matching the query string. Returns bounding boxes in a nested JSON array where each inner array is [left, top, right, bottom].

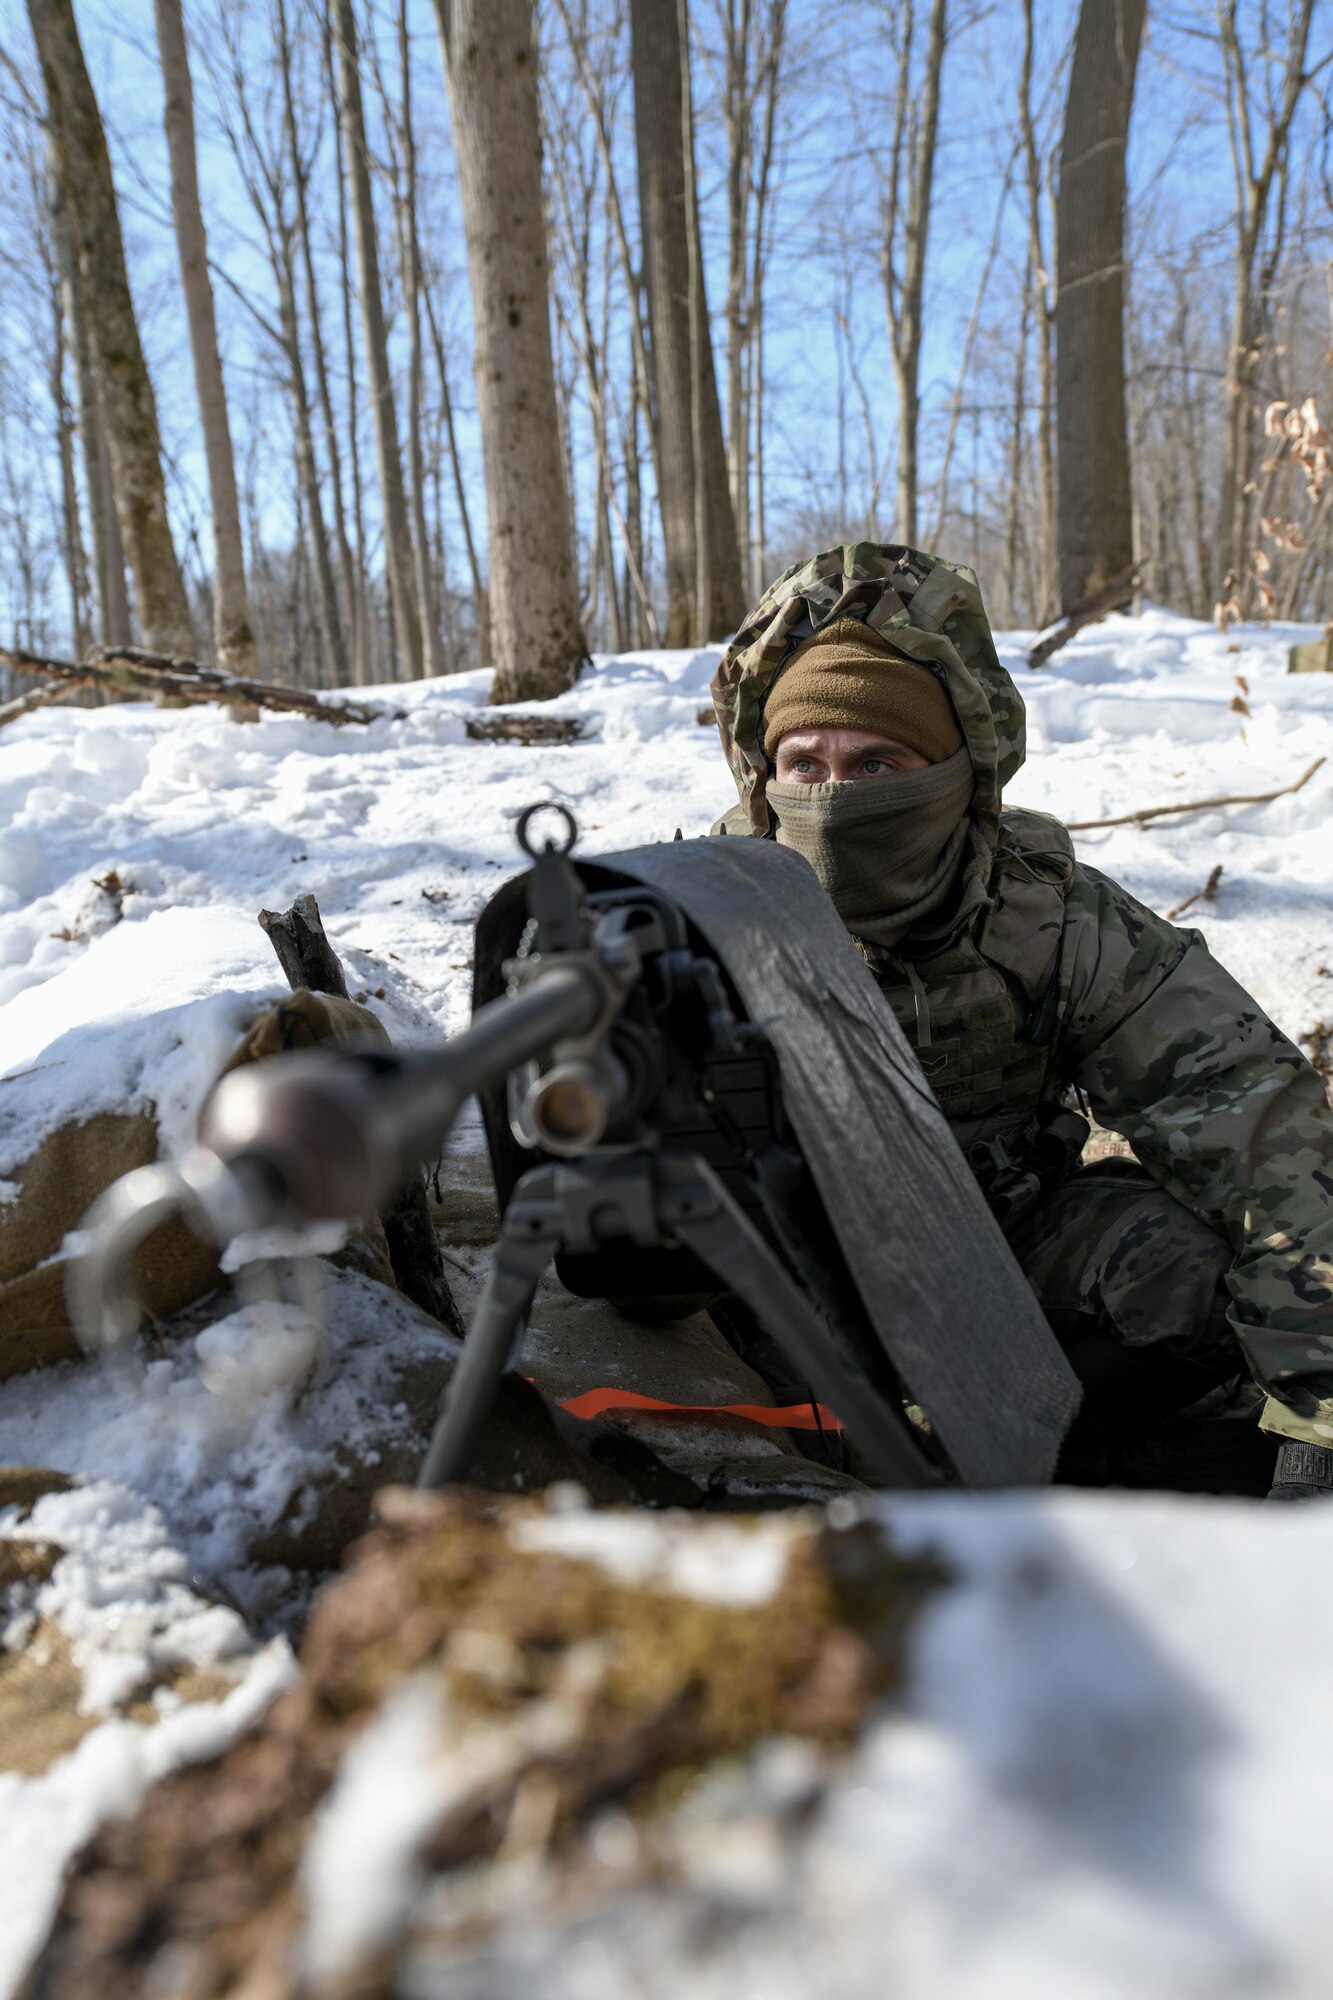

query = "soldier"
[[709, 544, 1333, 1499]]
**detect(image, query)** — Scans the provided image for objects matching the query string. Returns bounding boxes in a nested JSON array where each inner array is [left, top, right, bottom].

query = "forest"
[[0, 0, 1328, 710]]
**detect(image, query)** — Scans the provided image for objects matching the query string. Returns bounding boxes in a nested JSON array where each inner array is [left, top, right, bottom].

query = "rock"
[[1287, 636, 1333, 674], [23, 1493, 941, 1999]]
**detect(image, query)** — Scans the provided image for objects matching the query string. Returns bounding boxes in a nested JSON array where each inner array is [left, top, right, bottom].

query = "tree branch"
[[1066, 755, 1324, 831]]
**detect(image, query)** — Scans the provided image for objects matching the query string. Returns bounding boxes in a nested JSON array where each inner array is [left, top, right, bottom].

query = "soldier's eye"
[[863, 758, 887, 774]]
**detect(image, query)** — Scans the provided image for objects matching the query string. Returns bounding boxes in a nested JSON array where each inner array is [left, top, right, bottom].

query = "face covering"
[[766, 746, 976, 949]]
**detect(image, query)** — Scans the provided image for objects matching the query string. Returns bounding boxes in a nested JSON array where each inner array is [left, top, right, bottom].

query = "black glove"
[[1267, 1439, 1333, 1502]]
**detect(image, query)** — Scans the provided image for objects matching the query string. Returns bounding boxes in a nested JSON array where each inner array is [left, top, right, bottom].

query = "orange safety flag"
[[541, 1383, 846, 1432]]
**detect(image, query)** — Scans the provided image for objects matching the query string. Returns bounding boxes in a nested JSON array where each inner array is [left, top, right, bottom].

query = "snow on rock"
[[0, 1478, 295, 1997], [15, 1488, 1333, 2000]]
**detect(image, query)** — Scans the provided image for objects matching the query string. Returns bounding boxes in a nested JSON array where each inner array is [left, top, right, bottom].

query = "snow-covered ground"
[[2, 604, 1333, 1995]]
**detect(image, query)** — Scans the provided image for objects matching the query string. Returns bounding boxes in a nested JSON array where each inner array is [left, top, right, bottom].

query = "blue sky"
[[0, 0, 1327, 644]]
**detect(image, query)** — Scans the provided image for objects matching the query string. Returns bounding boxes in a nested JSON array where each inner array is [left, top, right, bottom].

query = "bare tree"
[[37, 139, 90, 655], [154, 0, 256, 675], [714, 0, 785, 606], [421, 269, 490, 662], [434, 0, 587, 702], [277, 0, 358, 680], [879, 0, 948, 548], [631, 0, 741, 642], [210, 14, 348, 687], [28, 0, 195, 655], [1214, 0, 1319, 604], [395, 0, 444, 677], [1054, 0, 1146, 612], [45, 146, 128, 648], [1018, 0, 1058, 620], [331, 0, 423, 680]]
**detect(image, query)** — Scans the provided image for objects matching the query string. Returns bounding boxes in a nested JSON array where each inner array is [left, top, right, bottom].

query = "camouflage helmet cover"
[[708, 542, 1026, 841]]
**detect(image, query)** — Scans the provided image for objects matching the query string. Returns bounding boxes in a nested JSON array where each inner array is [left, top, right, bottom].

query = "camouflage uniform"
[[708, 543, 1333, 1466]]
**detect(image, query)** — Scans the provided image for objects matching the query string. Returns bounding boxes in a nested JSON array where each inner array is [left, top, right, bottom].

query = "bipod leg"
[[417, 1170, 562, 1489], [657, 1156, 937, 1490]]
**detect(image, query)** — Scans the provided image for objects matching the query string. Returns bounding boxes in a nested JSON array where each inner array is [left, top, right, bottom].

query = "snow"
[[510, 1502, 795, 1604], [1, 605, 1332, 1994], [0, 1267, 458, 1609], [300, 1675, 453, 1987], [0, 1478, 294, 1997]]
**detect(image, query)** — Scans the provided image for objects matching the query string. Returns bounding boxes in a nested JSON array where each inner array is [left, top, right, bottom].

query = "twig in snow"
[[0, 642, 396, 729], [1164, 864, 1224, 923], [1067, 756, 1325, 831]]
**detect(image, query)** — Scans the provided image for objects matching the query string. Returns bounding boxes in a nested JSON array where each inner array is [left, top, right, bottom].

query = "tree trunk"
[[398, 0, 444, 678], [747, 0, 784, 601], [275, 234, 348, 687], [630, 0, 741, 644], [550, 0, 664, 524], [880, 0, 948, 550], [1018, 0, 1056, 622], [332, 0, 423, 681], [679, 0, 743, 638], [280, 0, 356, 679], [434, 0, 586, 703], [323, 0, 370, 683], [723, 0, 752, 572], [40, 144, 91, 657], [422, 275, 490, 663], [29, 0, 195, 655], [154, 0, 256, 675], [631, 0, 695, 644], [1212, 0, 1316, 604], [1054, 0, 1146, 613]]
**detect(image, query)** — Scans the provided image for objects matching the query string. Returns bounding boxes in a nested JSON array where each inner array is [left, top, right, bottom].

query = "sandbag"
[[0, 989, 393, 1381], [0, 1111, 220, 1380]]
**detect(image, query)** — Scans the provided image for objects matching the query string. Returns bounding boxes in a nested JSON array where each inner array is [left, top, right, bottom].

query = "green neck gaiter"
[[767, 747, 976, 948]]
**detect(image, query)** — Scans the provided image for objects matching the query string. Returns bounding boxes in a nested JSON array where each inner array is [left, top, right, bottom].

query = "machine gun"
[[74, 804, 1080, 1493]]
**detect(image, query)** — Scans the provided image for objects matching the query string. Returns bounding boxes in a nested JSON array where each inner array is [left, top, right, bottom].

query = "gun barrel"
[[197, 962, 607, 1228]]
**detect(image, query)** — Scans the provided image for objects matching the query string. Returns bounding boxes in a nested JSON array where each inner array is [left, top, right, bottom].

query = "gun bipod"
[[416, 1150, 938, 1493]]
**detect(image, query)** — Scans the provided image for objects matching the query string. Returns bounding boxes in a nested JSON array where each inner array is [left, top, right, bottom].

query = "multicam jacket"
[[708, 542, 1333, 1446]]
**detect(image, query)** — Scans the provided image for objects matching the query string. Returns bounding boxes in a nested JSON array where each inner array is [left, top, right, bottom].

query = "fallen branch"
[[464, 712, 585, 745], [0, 682, 82, 731], [1164, 863, 1223, 922], [258, 894, 463, 1337], [1026, 565, 1140, 670], [0, 642, 395, 729], [1067, 755, 1325, 832]]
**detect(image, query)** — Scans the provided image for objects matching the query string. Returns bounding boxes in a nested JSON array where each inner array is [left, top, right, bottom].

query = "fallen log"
[[0, 642, 394, 729], [1067, 755, 1325, 832], [464, 711, 586, 745], [0, 683, 82, 731], [257, 893, 463, 1337], [1026, 565, 1140, 670]]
